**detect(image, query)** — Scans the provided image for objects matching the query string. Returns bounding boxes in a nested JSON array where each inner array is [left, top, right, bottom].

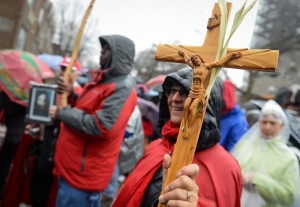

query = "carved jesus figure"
[[178, 50, 242, 135]]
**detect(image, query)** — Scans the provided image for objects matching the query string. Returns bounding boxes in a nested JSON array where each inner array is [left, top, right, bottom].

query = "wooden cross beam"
[[156, 6, 279, 72], [156, 2, 279, 207]]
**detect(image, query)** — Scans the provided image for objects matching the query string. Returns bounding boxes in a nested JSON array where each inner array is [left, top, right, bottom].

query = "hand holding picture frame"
[[26, 81, 58, 124]]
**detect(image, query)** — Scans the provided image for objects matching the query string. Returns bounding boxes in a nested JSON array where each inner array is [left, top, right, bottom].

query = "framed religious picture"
[[26, 82, 58, 124]]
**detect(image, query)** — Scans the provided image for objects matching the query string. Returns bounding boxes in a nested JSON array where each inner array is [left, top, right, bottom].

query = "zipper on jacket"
[[81, 142, 88, 172]]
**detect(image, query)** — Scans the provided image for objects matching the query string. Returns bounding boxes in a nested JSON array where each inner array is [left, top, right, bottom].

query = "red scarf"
[[112, 121, 179, 207], [161, 121, 179, 151]]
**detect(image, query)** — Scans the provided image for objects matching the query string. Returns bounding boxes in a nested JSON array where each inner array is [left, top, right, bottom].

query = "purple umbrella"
[[137, 97, 159, 131], [38, 54, 63, 71]]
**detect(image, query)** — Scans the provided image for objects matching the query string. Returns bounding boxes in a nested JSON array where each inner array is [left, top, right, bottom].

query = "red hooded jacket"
[[54, 35, 137, 191], [112, 123, 242, 207]]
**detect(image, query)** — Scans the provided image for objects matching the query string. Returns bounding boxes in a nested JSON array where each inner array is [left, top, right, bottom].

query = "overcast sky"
[[93, 0, 259, 85], [51, 0, 259, 85], [93, 0, 259, 52]]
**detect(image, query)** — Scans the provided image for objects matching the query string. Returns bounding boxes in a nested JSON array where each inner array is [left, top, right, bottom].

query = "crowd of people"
[[0, 34, 300, 207]]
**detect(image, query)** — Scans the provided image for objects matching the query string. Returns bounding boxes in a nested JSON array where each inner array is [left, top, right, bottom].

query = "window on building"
[[0, 16, 14, 32], [16, 27, 27, 50], [27, 0, 35, 6], [38, 8, 44, 24]]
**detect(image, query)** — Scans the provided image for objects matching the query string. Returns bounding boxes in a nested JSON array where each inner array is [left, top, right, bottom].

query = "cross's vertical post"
[[156, 2, 279, 207]]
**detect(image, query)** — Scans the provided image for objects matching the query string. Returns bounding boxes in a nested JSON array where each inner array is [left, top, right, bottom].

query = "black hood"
[[156, 68, 223, 151], [99, 35, 135, 78]]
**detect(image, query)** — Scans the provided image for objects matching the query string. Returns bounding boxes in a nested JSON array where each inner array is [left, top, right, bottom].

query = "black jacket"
[[0, 92, 26, 144]]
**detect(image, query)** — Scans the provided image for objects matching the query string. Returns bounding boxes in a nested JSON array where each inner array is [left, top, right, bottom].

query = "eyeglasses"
[[165, 87, 187, 99]]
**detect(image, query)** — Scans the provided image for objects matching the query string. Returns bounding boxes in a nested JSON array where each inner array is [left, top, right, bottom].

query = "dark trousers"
[[30, 167, 54, 207], [0, 141, 18, 199]]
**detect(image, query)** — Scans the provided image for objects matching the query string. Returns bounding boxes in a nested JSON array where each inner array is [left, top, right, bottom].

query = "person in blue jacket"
[[220, 79, 249, 151]]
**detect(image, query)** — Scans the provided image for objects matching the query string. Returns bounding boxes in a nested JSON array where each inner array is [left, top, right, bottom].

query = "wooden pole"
[[61, 0, 96, 106]]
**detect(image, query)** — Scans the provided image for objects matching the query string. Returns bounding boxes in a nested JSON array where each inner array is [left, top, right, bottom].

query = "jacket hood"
[[222, 79, 236, 114], [156, 68, 223, 151], [99, 35, 135, 78]]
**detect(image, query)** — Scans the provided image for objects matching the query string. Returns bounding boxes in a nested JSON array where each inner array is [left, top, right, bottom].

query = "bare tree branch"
[[52, 0, 100, 67]]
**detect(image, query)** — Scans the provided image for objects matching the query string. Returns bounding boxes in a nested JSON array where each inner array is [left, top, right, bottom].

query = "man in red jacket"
[[49, 35, 137, 207]]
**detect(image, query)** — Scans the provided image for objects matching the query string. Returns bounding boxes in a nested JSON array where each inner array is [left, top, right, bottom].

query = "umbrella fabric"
[[0, 50, 55, 79], [81, 68, 90, 74], [16, 51, 55, 79], [0, 51, 43, 107], [38, 54, 63, 71], [146, 75, 166, 87], [150, 83, 163, 92], [137, 97, 159, 131], [137, 84, 159, 97]]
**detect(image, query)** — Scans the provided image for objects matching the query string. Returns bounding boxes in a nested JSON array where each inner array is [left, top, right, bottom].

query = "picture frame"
[[26, 81, 58, 124]]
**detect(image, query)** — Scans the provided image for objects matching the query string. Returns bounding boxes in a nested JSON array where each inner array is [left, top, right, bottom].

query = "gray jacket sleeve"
[[59, 107, 101, 136], [58, 86, 135, 138]]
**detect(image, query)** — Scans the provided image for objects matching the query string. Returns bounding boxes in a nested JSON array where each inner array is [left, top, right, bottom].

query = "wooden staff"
[[61, 0, 96, 106]]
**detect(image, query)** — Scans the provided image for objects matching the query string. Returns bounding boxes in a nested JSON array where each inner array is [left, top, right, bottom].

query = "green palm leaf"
[[206, 0, 257, 97]]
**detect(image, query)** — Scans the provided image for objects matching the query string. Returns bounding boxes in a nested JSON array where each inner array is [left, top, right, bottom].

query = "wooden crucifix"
[[156, 2, 279, 207]]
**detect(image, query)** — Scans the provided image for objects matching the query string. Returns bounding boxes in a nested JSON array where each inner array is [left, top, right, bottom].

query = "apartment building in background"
[[0, 0, 55, 54]]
